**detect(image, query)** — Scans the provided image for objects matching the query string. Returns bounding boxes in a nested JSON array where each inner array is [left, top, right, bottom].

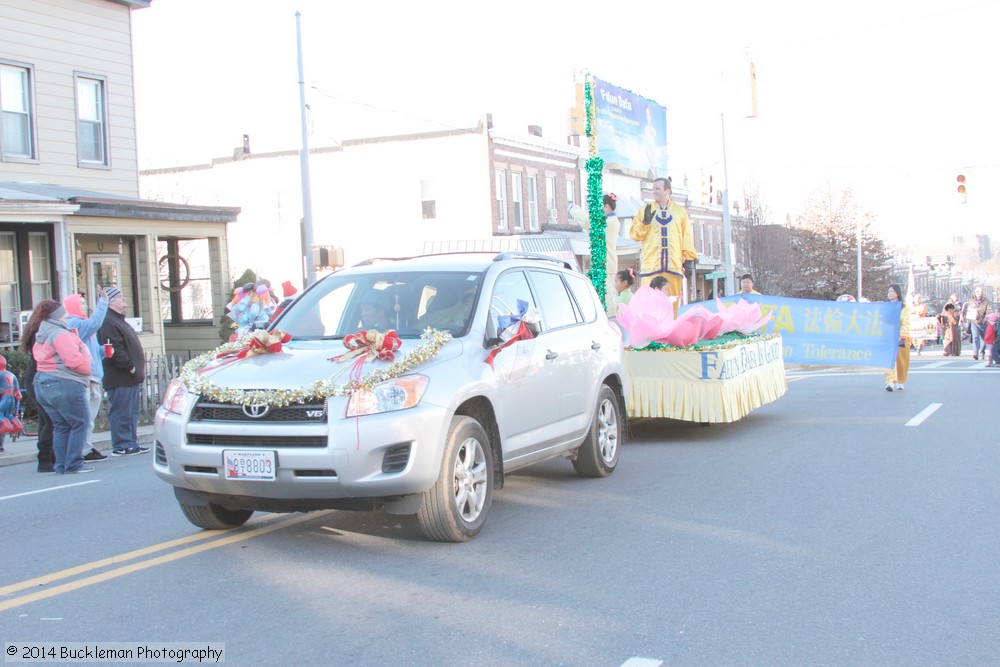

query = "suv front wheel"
[[572, 385, 621, 478], [417, 416, 494, 542], [180, 501, 254, 530]]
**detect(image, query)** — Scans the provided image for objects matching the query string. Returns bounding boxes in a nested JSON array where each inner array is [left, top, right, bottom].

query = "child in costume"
[[0, 355, 24, 452]]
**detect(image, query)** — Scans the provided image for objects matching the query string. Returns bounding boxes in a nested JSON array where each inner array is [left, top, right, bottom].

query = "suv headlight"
[[161, 378, 191, 416], [347, 375, 428, 417]]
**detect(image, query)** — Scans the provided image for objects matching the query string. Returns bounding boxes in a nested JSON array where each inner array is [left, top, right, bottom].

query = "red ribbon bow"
[[336, 329, 401, 362], [484, 320, 534, 369], [218, 330, 292, 361], [330, 329, 403, 382]]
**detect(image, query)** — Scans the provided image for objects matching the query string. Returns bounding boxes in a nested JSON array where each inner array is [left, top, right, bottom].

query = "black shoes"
[[84, 448, 109, 462], [111, 445, 150, 456]]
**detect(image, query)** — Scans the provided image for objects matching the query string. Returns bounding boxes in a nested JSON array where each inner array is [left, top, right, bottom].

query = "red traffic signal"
[[957, 174, 967, 195]]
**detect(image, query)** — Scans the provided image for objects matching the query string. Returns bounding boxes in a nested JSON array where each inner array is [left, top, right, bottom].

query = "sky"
[[131, 0, 1000, 247]]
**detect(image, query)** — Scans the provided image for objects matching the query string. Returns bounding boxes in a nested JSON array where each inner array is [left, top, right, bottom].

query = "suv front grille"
[[186, 434, 327, 448], [191, 399, 328, 423]]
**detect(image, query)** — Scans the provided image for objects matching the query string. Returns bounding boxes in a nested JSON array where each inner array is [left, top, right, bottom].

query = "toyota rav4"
[[154, 252, 627, 541]]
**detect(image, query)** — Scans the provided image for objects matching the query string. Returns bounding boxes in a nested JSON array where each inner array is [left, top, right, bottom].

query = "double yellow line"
[[0, 511, 329, 612]]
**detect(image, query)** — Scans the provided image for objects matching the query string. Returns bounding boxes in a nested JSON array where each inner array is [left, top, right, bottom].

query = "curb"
[[0, 426, 155, 468]]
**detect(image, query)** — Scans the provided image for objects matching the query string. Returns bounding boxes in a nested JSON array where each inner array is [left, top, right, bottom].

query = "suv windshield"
[[277, 270, 483, 339]]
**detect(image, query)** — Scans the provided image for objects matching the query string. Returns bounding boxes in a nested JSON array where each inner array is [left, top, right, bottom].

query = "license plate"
[[224, 450, 276, 481]]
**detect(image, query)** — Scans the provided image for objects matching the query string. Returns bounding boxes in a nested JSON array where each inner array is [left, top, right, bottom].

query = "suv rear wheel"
[[417, 416, 494, 542], [180, 501, 254, 530], [572, 385, 621, 478]]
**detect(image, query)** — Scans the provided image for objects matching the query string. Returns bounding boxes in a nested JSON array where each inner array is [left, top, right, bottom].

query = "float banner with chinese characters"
[[682, 295, 902, 369], [591, 76, 667, 179]]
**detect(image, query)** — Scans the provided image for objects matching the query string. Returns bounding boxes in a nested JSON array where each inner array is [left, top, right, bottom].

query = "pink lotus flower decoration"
[[616, 287, 771, 348]]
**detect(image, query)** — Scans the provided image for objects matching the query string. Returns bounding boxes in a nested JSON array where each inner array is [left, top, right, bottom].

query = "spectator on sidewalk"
[[31, 301, 93, 474], [64, 287, 109, 462], [97, 287, 149, 457], [985, 312, 999, 367], [19, 303, 58, 472], [962, 285, 990, 361]]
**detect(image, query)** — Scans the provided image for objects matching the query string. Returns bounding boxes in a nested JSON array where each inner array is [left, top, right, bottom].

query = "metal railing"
[[138, 351, 194, 424]]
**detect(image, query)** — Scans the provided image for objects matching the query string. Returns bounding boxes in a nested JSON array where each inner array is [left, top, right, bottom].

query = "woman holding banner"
[[884, 284, 910, 392]]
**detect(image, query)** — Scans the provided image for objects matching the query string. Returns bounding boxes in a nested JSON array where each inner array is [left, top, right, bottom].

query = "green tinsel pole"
[[583, 77, 607, 306]]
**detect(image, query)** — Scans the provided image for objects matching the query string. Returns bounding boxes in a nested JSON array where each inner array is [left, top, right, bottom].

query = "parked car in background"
[[154, 252, 627, 541]]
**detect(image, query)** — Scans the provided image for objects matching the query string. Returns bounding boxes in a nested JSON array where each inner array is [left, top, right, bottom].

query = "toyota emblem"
[[242, 403, 270, 419]]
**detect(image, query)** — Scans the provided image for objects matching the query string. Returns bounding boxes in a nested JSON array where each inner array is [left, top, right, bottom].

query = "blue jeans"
[[971, 322, 986, 356], [106, 384, 140, 451], [34, 374, 89, 474]]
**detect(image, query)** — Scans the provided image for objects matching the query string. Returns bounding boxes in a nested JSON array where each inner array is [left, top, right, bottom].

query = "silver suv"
[[154, 253, 627, 541]]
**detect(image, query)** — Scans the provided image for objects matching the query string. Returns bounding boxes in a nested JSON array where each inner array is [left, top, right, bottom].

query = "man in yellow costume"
[[629, 177, 697, 309]]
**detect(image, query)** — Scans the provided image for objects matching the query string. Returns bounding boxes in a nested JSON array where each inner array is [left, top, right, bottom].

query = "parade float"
[[577, 73, 786, 423], [613, 288, 786, 423]]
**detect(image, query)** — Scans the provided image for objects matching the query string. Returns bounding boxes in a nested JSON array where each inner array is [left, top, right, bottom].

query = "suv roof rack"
[[353, 251, 500, 267], [492, 252, 575, 271]]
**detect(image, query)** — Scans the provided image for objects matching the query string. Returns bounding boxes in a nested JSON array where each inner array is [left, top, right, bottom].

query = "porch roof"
[[0, 181, 240, 223]]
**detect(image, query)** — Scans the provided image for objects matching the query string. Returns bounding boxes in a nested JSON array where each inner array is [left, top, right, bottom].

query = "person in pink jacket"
[[31, 300, 93, 474]]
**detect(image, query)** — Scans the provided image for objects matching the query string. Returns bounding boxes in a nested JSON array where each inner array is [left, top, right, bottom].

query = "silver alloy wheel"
[[596, 396, 619, 463], [453, 436, 489, 522]]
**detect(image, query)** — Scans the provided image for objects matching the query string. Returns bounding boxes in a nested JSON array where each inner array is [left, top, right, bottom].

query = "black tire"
[[179, 501, 253, 530], [417, 416, 494, 542], [573, 385, 621, 478]]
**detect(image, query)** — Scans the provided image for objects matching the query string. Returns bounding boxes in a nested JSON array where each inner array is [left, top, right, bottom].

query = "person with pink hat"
[[64, 285, 109, 461]]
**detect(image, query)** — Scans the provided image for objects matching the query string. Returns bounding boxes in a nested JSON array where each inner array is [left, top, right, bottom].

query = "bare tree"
[[732, 180, 784, 293], [778, 187, 893, 300]]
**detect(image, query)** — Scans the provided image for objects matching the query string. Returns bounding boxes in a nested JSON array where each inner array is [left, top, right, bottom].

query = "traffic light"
[[313, 245, 344, 269], [707, 175, 714, 204], [957, 174, 967, 201]]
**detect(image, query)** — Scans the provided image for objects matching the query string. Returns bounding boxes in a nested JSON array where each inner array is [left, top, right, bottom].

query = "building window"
[[527, 175, 539, 231], [0, 232, 20, 342], [512, 172, 524, 230], [0, 62, 36, 161], [495, 169, 508, 231], [75, 74, 109, 166], [546, 175, 557, 220], [158, 238, 214, 324], [420, 179, 436, 220], [567, 177, 576, 208], [27, 232, 51, 304]]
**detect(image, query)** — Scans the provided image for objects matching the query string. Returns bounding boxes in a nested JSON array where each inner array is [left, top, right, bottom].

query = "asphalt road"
[[1, 354, 997, 666]]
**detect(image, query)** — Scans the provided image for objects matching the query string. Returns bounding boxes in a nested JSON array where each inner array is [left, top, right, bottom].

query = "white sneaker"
[[885, 383, 894, 392], [895, 383, 904, 391]]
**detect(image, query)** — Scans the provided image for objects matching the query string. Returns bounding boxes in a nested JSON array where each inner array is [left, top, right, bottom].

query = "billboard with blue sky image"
[[592, 76, 667, 179]]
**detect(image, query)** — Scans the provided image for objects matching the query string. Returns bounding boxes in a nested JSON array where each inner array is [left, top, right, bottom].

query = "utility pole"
[[296, 11, 316, 286], [721, 113, 733, 297], [857, 217, 863, 301]]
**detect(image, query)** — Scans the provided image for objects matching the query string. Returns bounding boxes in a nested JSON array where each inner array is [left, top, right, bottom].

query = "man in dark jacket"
[[97, 286, 148, 456]]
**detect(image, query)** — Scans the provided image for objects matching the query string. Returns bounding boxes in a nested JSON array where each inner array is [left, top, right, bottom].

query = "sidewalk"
[[0, 424, 155, 468]]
